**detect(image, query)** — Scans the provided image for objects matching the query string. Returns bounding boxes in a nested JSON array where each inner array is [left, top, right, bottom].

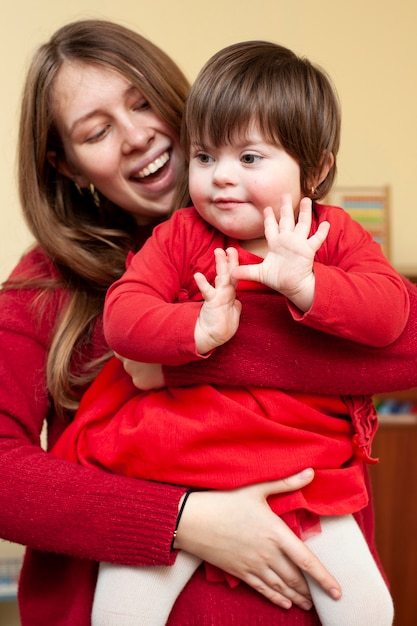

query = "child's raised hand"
[[193, 247, 242, 354], [233, 195, 330, 312]]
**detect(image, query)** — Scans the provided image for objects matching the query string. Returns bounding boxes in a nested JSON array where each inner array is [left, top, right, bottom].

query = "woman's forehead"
[[52, 62, 137, 129]]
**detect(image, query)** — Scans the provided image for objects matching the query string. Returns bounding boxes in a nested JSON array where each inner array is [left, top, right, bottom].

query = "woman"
[[0, 18, 416, 625]]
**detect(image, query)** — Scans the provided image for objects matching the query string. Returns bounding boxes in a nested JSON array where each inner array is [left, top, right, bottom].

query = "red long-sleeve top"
[[104, 204, 409, 362], [98, 204, 409, 475], [0, 223, 415, 624]]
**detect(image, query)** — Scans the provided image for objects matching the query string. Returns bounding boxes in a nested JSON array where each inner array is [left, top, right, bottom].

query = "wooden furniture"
[[370, 395, 417, 626]]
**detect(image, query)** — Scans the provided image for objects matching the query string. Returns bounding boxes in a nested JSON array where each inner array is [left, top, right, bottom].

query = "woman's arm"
[[164, 277, 417, 395], [0, 335, 183, 566], [0, 250, 182, 565]]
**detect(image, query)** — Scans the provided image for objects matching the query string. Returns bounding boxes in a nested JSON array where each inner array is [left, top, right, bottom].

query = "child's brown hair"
[[182, 40, 340, 200]]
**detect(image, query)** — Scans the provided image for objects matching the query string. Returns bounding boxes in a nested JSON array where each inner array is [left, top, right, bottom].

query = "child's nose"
[[212, 161, 237, 186]]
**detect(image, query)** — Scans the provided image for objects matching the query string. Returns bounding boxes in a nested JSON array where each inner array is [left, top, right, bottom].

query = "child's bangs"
[[186, 83, 270, 151]]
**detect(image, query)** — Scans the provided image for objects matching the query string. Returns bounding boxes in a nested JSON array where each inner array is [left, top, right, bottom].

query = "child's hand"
[[194, 247, 242, 354], [233, 195, 330, 312], [115, 354, 165, 390]]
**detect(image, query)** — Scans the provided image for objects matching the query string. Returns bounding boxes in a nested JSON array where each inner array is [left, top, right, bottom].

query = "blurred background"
[[1, 0, 417, 279]]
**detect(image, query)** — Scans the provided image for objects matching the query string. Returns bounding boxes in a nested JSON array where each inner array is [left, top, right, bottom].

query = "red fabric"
[[70, 204, 405, 523], [104, 204, 409, 364], [164, 277, 417, 395], [53, 353, 369, 592], [56, 201, 400, 535], [0, 249, 184, 626], [0, 239, 414, 624], [52, 201, 405, 611], [53, 357, 368, 519]]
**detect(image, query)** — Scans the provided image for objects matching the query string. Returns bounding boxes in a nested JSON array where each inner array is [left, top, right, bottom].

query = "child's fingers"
[[224, 246, 239, 267], [294, 197, 313, 235], [194, 271, 214, 300], [214, 248, 239, 287], [308, 220, 330, 252], [213, 248, 229, 282], [263, 206, 279, 243], [231, 262, 261, 283], [276, 194, 296, 231], [225, 247, 240, 284]]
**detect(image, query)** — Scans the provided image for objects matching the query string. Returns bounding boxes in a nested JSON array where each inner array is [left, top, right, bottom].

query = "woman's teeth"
[[136, 151, 169, 179]]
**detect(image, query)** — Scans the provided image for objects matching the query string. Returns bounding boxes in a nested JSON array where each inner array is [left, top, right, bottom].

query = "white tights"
[[303, 515, 394, 625], [92, 551, 202, 625], [92, 514, 394, 626]]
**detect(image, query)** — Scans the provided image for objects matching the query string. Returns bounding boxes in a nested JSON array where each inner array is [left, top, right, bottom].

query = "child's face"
[[188, 126, 302, 242]]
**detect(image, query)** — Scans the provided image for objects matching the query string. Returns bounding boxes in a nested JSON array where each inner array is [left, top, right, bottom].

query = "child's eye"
[[196, 153, 214, 164], [242, 154, 262, 164]]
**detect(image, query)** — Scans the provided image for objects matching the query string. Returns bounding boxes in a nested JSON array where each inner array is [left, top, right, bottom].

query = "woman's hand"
[[115, 353, 165, 390], [174, 469, 341, 611]]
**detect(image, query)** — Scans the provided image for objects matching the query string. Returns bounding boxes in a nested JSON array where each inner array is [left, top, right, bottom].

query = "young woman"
[[0, 18, 416, 626]]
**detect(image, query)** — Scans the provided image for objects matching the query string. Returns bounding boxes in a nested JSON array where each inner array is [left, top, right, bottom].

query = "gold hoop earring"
[[89, 183, 100, 207]]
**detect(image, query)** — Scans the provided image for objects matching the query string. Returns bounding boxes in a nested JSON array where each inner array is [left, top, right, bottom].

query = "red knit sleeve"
[[166, 205, 416, 394], [289, 205, 409, 347], [0, 248, 185, 565], [164, 277, 417, 396]]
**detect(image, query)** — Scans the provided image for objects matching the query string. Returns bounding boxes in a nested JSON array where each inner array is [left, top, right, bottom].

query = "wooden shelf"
[[377, 413, 417, 425], [370, 407, 417, 626]]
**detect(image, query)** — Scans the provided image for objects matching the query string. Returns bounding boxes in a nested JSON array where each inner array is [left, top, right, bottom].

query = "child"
[[54, 41, 401, 625]]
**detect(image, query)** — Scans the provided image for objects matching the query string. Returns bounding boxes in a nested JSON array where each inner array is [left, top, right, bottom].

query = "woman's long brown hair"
[[8, 19, 190, 417]]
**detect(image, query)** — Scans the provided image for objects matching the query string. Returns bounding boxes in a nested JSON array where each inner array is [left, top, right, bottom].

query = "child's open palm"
[[193, 247, 242, 354], [233, 195, 330, 312]]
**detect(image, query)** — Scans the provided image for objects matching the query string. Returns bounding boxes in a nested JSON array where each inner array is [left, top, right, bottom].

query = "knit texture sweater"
[[0, 233, 416, 624]]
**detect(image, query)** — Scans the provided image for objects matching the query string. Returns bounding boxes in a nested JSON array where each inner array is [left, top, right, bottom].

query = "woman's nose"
[[121, 117, 155, 153]]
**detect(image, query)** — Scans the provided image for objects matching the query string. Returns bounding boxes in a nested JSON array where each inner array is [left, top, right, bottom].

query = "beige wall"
[[1, 0, 416, 279]]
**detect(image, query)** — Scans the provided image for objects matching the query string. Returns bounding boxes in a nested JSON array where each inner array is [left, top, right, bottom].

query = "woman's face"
[[51, 61, 183, 224]]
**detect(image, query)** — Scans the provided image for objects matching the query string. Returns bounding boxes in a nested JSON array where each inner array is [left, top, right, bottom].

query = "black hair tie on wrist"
[[171, 490, 192, 550]]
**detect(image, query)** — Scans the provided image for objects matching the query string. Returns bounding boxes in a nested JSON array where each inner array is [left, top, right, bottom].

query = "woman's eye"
[[134, 99, 151, 112], [242, 154, 261, 164], [86, 126, 110, 143]]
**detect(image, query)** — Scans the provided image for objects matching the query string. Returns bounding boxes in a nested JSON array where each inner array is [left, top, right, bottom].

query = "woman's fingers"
[[175, 470, 341, 610], [269, 515, 342, 601], [257, 468, 315, 497], [244, 568, 313, 610]]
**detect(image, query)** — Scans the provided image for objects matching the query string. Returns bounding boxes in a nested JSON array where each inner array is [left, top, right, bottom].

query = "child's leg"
[[92, 551, 202, 626], [304, 515, 394, 626]]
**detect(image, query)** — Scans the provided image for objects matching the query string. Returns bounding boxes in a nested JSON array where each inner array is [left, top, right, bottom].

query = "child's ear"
[[317, 151, 335, 186], [47, 150, 89, 188]]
